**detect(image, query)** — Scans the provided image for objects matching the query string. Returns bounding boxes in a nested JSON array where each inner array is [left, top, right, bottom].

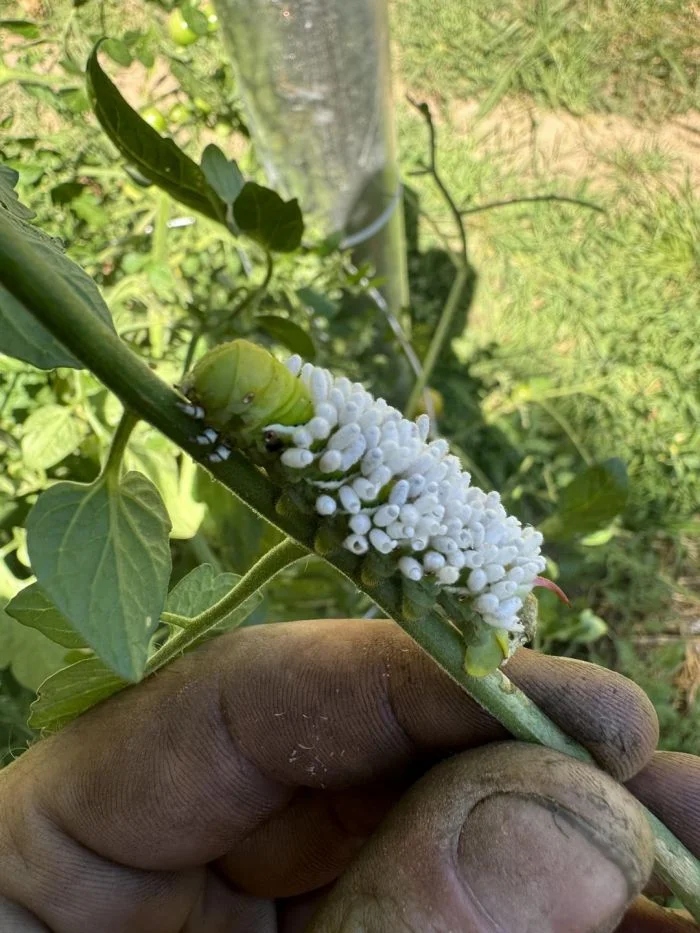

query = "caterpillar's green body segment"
[[181, 339, 313, 445]]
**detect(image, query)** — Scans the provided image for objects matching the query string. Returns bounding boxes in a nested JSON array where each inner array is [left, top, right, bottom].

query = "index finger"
[[2, 618, 660, 871]]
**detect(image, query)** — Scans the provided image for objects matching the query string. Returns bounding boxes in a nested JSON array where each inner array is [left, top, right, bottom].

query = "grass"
[[391, 0, 700, 119], [392, 0, 700, 747]]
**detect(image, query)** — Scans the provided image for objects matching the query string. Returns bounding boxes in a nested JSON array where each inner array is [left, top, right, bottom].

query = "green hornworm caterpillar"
[[179, 339, 313, 454], [180, 337, 547, 644]]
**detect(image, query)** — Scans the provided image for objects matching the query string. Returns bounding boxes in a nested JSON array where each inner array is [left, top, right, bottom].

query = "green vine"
[[146, 538, 307, 674]]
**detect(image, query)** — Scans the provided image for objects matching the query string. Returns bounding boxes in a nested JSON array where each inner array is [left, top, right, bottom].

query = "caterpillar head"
[[180, 339, 313, 442]]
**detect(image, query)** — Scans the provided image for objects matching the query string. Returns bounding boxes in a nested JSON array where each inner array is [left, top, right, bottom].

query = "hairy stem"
[[146, 538, 306, 674]]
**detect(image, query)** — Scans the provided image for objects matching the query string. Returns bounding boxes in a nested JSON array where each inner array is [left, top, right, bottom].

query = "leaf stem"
[[230, 248, 274, 317], [101, 409, 139, 485], [2, 220, 699, 919], [145, 538, 306, 674]]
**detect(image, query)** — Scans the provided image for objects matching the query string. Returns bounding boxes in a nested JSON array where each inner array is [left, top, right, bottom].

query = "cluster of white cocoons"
[[269, 356, 547, 632]]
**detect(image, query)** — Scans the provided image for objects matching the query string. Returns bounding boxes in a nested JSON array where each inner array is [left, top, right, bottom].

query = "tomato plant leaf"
[[21, 404, 87, 470], [200, 144, 244, 233], [167, 562, 261, 628], [6, 582, 88, 649], [29, 657, 127, 733], [539, 458, 629, 541], [0, 604, 68, 691], [255, 315, 316, 359], [233, 182, 304, 253], [125, 428, 206, 540], [86, 41, 226, 225], [26, 472, 172, 681]]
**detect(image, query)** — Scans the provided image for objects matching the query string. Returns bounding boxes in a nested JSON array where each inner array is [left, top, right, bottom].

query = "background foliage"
[[0, 0, 698, 759]]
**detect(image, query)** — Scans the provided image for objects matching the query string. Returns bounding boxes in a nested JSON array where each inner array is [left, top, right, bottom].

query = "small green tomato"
[[201, 1, 219, 32], [414, 387, 445, 419], [167, 9, 199, 46], [168, 102, 191, 126], [140, 106, 167, 133]]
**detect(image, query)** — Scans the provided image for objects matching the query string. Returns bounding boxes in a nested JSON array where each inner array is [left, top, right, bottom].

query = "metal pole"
[[214, 0, 409, 314]]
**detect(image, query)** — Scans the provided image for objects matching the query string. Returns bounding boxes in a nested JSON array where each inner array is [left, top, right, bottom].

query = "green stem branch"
[[230, 249, 274, 317], [146, 538, 306, 674], [2, 218, 699, 919], [404, 264, 470, 416], [101, 409, 139, 485]]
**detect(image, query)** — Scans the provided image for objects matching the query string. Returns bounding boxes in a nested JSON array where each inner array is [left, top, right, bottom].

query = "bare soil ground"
[[449, 97, 700, 189]]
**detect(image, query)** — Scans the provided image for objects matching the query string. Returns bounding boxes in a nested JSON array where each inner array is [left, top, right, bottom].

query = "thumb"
[[305, 742, 655, 933]]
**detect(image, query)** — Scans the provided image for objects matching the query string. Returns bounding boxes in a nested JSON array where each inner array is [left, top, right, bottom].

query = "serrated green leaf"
[[164, 563, 262, 646], [0, 603, 68, 691], [6, 582, 88, 649], [86, 42, 226, 224], [166, 562, 259, 620], [21, 404, 86, 470], [26, 472, 172, 681], [0, 561, 68, 689], [29, 658, 127, 733], [539, 458, 629, 541], [255, 315, 315, 359], [0, 163, 116, 370], [233, 182, 304, 253]]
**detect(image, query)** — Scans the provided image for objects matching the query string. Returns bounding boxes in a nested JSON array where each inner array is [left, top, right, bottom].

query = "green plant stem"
[[396, 611, 700, 919], [101, 409, 139, 484], [0, 66, 79, 89], [146, 538, 306, 674], [404, 263, 470, 416], [2, 221, 699, 919], [230, 249, 274, 317]]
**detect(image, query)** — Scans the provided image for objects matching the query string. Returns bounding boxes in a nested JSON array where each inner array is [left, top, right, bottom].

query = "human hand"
[[0, 619, 697, 932]]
